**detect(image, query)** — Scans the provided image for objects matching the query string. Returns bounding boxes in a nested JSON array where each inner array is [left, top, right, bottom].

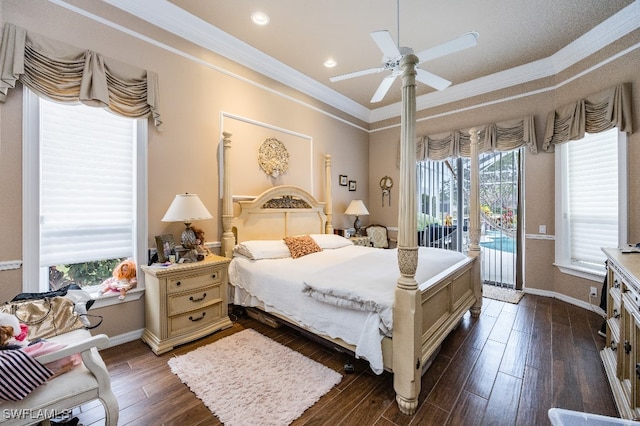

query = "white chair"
[[365, 224, 394, 249], [0, 329, 119, 426]]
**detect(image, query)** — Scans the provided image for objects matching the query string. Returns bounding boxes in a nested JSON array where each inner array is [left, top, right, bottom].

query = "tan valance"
[[542, 83, 631, 152], [0, 23, 161, 128], [417, 115, 537, 161]]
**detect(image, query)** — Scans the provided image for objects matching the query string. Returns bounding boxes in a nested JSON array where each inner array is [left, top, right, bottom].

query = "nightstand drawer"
[[167, 269, 222, 294], [168, 284, 222, 316], [168, 303, 222, 337]]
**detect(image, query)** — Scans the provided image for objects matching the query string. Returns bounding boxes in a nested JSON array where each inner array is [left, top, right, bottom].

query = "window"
[[23, 88, 147, 299], [555, 128, 627, 280]]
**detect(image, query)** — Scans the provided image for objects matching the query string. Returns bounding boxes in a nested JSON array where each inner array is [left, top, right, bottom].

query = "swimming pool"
[[480, 233, 516, 253]]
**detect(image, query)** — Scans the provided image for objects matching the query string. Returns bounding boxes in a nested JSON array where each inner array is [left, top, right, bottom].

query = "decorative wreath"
[[258, 138, 289, 178], [380, 176, 394, 191]]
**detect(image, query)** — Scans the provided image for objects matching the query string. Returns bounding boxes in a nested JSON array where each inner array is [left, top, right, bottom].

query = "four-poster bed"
[[219, 54, 482, 415]]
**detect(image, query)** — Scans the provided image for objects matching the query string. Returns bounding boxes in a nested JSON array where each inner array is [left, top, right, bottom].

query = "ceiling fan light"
[[250, 11, 270, 26]]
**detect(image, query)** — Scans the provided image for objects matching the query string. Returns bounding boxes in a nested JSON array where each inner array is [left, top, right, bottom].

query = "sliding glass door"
[[416, 148, 523, 289]]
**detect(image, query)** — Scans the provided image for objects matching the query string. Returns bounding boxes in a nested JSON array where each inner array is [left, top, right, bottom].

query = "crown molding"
[[94, 0, 639, 124], [100, 0, 370, 122]]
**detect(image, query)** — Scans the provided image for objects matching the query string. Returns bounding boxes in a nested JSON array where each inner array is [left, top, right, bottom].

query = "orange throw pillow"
[[283, 235, 322, 259]]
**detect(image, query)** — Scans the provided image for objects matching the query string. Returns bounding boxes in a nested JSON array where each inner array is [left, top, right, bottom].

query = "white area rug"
[[168, 329, 342, 426], [483, 284, 524, 304]]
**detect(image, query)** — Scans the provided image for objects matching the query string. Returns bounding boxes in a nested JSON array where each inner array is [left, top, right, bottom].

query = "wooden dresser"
[[601, 248, 640, 420], [141, 255, 232, 355]]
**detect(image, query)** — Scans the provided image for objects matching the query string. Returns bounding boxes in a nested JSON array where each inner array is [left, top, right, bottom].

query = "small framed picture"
[[155, 234, 175, 263], [339, 175, 348, 186], [348, 180, 357, 191]]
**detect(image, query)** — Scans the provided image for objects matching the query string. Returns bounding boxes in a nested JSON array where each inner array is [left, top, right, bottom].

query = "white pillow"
[[309, 234, 353, 249], [233, 240, 291, 260]]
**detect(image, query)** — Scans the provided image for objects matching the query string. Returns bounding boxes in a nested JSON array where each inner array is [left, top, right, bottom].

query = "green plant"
[[64, 258, 125, 287], [418, 212, 442, 230]]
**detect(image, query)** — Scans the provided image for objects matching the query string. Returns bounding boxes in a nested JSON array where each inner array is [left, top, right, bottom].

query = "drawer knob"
[[189, 293, 207, 303], [189, 312, 206, 322], [176, 281, 182, 286], [212, 273, 217, 279]]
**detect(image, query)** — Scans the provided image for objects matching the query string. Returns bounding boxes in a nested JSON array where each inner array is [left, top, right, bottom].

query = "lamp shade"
[[344, 200, 369, 216], [162, 194, 213, 223]]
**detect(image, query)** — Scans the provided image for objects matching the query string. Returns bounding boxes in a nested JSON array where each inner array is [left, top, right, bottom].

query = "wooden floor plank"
[[446, 390, 488, 426], [464, 339, 506, 399], [482, 372, 522, 426]]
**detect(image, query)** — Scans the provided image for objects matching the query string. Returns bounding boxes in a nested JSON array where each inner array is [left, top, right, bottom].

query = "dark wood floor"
[[73, 294, 618, 426]]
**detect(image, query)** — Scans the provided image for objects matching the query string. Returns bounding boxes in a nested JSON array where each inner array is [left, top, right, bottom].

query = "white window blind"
[[39, 99, 136, 266], [566, 129, 618, 267]]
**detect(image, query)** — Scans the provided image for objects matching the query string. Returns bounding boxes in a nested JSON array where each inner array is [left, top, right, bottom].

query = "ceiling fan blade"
[[416, 68, 451, 91], [370, 30, 401, 58], [330, 67, 384, 82], [371, 74, 397, 103], [417, 31, 479, 64]]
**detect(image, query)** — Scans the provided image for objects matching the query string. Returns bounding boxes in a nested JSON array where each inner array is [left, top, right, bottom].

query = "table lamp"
[[162, 193, 213, 249], [344, 200, 369, 236]]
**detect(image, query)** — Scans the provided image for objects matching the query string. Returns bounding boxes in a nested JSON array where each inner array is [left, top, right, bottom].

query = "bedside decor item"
[[380, 175, 393, 207], [154, 234, 175, 263], [348, 180, 357, 191], [339, 174, 348, 186], [167, 329, 341, 425], [344, 200, 369, 236], [258, 137, 289, 178], [161, 193, 213, 249]]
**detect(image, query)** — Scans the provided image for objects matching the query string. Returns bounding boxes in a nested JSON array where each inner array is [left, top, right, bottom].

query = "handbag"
[[0, 296, 89, 340]]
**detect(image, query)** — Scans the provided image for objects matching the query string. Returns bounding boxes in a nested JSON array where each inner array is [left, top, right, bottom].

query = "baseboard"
[[524, 287, 605, 317], [104, 328, 144, 348]]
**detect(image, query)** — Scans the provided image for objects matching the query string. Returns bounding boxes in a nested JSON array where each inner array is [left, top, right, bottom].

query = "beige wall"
[[0, 0, 369, 337], [369, 28, 640, 304], [0, 0, 638, 339]]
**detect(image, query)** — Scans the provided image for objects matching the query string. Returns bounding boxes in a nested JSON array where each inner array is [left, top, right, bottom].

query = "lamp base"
[[181, 225, 197, 249], [354, 216, 361, 236]]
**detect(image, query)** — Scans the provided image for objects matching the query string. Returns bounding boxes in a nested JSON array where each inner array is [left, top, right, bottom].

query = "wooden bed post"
[[393, 53, 421, 415], [324, 154, 333, 234], [468, 128, 482, 317], [221, 131, 235, 259]]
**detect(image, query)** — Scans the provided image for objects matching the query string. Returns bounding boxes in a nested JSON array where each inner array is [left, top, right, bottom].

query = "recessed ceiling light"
[[251, 11, 270, 26], [324, 58, 337, 68]]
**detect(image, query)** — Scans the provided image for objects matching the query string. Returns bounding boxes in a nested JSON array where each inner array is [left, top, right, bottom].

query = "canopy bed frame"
[[220, 54, 482, 415]]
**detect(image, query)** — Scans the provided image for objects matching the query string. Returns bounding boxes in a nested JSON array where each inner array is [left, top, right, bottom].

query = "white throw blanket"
[[302, 247, 468, 335]]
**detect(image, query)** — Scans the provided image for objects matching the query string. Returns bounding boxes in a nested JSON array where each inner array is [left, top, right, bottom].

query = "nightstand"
[[141, 255, 232, 355], [350, 236, 371, 247]]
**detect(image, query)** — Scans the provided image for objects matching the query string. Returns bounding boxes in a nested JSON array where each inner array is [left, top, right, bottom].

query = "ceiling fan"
[[330, 18, 479, 103]]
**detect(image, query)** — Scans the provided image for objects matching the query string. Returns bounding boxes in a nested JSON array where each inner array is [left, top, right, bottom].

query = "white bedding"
[[228, 245, 468, 374]]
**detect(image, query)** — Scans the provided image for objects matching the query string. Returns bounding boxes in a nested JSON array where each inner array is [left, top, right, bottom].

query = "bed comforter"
[[228, 245, 468, 374]]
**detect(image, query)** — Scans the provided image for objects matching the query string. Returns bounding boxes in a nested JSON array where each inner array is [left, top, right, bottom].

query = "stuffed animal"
[[191, 226, 210, 256], [101, 259, 137, 300], [0, 312, 28, 349]]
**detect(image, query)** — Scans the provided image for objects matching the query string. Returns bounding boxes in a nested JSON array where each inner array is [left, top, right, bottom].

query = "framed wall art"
[[339, 175, 348, 186], [348, 180, 357, 191]]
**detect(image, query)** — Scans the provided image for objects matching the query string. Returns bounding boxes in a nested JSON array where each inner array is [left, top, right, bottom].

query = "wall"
[[368, 28, 640, 306], [0, 0, 369, 337]]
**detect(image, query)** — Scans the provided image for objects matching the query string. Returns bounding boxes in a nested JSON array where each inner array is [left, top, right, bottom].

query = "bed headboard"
[[232, 185, 327, 243], [220, 132, 333, 257]]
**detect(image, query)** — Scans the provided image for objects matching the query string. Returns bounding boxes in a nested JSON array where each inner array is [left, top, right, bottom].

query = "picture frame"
[[348, 180, 357, 191], [155, 234, 175, 263], [339, 175, 348, 186]]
